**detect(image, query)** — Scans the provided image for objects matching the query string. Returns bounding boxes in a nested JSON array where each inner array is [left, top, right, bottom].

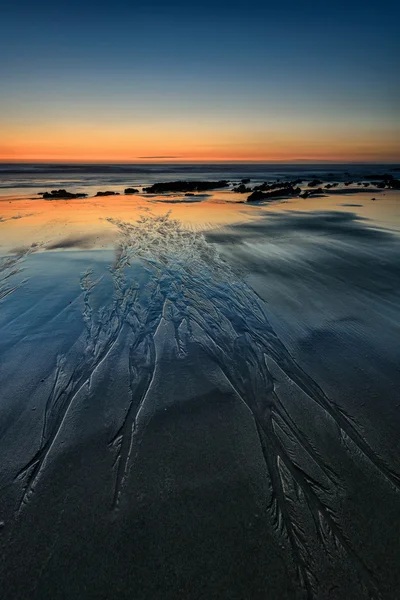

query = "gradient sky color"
[[1, 0, 399, 162]]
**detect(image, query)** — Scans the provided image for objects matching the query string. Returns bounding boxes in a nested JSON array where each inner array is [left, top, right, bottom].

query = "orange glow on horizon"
[[1, 120, 399, 163]]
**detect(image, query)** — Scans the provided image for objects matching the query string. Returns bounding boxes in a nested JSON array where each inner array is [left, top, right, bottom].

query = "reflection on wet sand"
[[0, 187, 400, 599], [1, 188, 399, 256], [0, 191, 263, 255]]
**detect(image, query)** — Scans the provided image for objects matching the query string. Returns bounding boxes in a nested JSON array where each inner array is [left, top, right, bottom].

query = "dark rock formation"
[[247, 186, 301, 202], [95, 191, 120, 196], [368, 178, 400, 189], [143, 180, 229, 193], [308, 179, 323, 187], [232, 184, 252, 193], [241, 178, 251, 184], [40, 189, 87, 200], [388, 178, 400, 189], [252, 181, 299, 193], [252, 182, 271, 192], [124, 188, 139, 194], [300, 188, 324, 199]]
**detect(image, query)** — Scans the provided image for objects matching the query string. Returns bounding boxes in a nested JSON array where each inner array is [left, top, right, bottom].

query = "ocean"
[[0, 161, 398, 197]]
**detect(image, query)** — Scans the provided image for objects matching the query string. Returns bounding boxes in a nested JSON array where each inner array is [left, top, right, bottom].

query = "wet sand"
[[1, 186, 400, 599]]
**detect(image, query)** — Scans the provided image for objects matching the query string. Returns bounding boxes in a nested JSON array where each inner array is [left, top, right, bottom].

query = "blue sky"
[[1, 0, 399, 161]]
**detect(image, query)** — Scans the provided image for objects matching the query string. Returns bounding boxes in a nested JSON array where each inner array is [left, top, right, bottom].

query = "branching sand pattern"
[[0, 243, 40, 301], [14, 213, 399, 598]]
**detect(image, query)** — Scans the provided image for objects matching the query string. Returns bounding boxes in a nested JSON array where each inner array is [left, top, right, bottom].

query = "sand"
[[0, 186, 400, 599]]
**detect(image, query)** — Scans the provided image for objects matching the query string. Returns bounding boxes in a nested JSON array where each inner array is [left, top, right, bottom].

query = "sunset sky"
[[1, 0, 399, 162]]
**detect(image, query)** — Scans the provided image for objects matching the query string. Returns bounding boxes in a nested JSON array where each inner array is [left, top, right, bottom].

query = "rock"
[[253, 181, 298, 193], [247, 186, 301, 202], [41, 189, 87, 199], [143, 180, 229, 193], [241, 178, 251, 184], [300, 187, 324, 199], [124, 188, 139, 194], [308, 179, 323, 187], [388, 178, 400, 189], [232, 184, 252, 193], [95, 191, 120, 196]]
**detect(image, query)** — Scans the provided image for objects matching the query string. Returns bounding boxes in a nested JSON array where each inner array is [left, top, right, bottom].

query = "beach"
[[1, 163, 400, 599]]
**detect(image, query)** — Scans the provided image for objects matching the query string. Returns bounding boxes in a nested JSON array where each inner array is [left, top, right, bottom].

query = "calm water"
[[0, 161, 399, 196]]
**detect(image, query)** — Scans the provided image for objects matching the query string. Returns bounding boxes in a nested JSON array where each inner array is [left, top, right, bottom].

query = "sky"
[[1, 0, 399, 162]]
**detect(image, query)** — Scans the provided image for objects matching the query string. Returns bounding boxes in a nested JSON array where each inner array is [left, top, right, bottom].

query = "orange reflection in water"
[[0, 191, 258, 254], [1, 189, 399, 256]]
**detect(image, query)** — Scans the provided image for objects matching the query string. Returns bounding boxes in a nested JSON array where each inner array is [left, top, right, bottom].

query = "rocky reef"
[[300, 188, 325, 198], [247, 185, 301, 202], [95, 191, 120, 196], [39, 189, 88, 200], [142, 180, 229, 193], [232, 184, 252, 193]]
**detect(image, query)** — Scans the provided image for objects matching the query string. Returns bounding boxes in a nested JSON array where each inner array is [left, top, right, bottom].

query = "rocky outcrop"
[[388, 178, 400, 189], [124, 188, 139, 194], [247, 186, 301, 202], [95, 191, 120, 196], [40, 189, 87, 199], [252, 181, 299, 192], [308, 179, 323, 187], [143, 180, 229, 193], [300, 188, 324, 198], [232, 184, 252, 193]]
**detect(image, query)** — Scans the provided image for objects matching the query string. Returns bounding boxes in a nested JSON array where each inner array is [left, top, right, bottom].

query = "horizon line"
[[1, 158, 399, 165]]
